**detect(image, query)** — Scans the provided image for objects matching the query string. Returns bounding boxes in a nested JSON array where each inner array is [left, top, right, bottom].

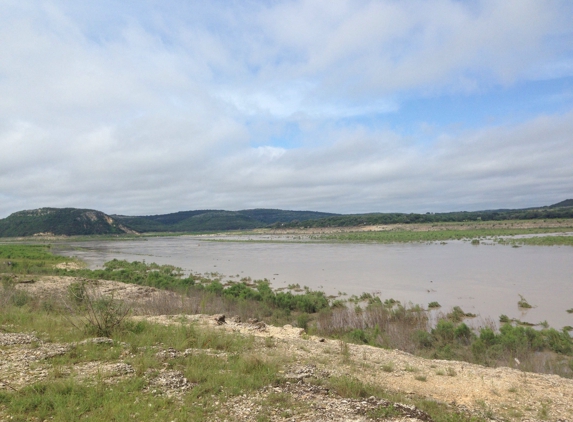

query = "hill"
[[114, 208, 338, 233], [550, 198, 573, 208], [1, 201, 572, 237], [0, 208, 137, 237]]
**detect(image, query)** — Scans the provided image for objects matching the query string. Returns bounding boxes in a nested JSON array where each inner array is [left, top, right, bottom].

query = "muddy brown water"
[[54, 236, 573, 329]]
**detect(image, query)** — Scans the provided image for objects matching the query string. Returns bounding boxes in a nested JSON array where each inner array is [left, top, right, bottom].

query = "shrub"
[[413, 330, 434, 348], [11, 290, 31, 307], [348, 329, 368, 344], [432, 320, 455, 343], [296, 313, 310, 330], [479, 327, 496, 347], [65, 284, 130, 337], [454, 323, 472, 343], [68, 281, 87, 308]]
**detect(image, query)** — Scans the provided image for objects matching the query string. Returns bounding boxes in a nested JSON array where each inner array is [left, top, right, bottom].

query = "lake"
[[54, 235, 573, 329]]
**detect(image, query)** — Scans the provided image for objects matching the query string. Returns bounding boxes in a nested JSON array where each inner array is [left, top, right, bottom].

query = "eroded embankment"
[[2, 276, 573, 421]]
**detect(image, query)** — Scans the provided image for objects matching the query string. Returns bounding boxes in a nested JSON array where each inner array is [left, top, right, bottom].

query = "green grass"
[[316, 227, 573, 244], [0, 301, 279, 421], [498, 235, 573, 247], [0, 244, 73, 274]]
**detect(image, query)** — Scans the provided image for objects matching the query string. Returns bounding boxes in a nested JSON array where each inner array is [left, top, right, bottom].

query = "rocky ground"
[[2, 276, 573, 421]]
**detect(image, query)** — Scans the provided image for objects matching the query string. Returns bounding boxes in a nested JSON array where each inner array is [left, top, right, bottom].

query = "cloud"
[[0, 1, 572, 217]]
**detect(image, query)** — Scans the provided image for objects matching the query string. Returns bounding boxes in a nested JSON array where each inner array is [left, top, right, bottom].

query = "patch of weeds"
[[446, 367, 457, 377], [381, 362, 394, 373], [339, 341, 351, 364], [258, 391, 303, 418], [447, 306, 476, 322], [64, 283, 130, 337], [263, 392, 292, 406], [2, 377, 188, 421], [506, 408, 524, 419], [518, 294, 533, 309], [475, 399, 495, 419], [40, 298, 57, 313], [296, 313, 310, 330], [499, 314, 510, 323], [326, 375, 372, 399], [367, 404, 400, 419], [264, 336, 276, 348], [435, 369, 445, 376], [507, 386, 518, 393], [404, 364, 419, 372], [566, 308, 573, 314], [537, 402, 550, 420], [428, 301, 441, 309], [415, 375, 427, 382], [327, 376, 486, 422], [67, 281, 87, 308], [10, 290, 31, 307]]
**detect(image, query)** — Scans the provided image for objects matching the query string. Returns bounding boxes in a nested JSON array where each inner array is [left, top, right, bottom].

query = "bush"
[[432, 320, 455, 344], [65, 284, 130, 337], [296, 313, 310, 330], [11, 290, 31, 307], [348, 329, 368, 344], [454, 323, 472, 343], [479, 327, 496, 347], [414, 330, 434, 348], [68, 281, 87, 308]]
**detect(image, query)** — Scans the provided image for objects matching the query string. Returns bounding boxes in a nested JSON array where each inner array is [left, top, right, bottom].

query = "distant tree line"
[[272, 206, 573, 229]]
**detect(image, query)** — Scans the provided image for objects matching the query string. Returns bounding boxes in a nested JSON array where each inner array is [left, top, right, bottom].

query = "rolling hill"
[[0, 208, 136, 237], [0, 208, 338, 237], [0, 201, 571, 237], [113, 209, 338, 232]]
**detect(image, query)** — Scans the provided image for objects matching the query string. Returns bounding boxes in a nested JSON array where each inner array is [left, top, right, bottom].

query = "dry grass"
[[315, 304, 428, 354]]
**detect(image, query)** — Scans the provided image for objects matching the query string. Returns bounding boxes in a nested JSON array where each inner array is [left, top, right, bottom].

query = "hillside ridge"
[[0, 200, 572, 237]]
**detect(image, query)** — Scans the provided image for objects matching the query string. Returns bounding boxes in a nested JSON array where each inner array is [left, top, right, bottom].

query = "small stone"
[[213, 314, 226, 325]]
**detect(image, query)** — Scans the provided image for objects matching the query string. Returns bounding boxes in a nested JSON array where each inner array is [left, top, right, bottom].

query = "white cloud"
[[0, 1, 572, 217]]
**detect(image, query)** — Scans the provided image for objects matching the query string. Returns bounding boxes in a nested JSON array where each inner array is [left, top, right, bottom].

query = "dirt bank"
[[3, 276, 573, 421]]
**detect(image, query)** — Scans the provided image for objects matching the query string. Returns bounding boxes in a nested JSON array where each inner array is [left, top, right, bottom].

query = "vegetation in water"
[[314, 226, 573, 244], [497, 235, 573, 247], [518, 294, 533, 309]]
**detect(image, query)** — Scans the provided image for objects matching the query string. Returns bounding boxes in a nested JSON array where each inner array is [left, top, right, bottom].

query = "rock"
[[79, 337, 114, 345], [213, 314, 226, 325], [0, 332, 41, 346]]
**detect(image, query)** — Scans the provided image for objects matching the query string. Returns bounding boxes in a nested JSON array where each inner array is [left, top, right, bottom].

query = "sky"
[[1, 0, 573, 217]]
